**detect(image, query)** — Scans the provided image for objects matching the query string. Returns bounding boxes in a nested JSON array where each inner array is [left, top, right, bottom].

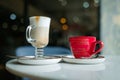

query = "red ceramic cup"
[[69, 36, 104, 58]]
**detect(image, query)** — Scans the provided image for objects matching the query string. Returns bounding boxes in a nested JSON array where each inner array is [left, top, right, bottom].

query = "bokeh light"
[[10, 13, 16, 20], [62, 24, 68, 30], [83, 1, 89, 8], [60, 17, 67, 24]]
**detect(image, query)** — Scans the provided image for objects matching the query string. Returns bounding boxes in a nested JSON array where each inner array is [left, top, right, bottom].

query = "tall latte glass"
[[26, 16, 51, 59]]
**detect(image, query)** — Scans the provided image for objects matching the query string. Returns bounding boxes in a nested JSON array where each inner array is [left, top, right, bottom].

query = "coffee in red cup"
[[69, 36, 104, 58]]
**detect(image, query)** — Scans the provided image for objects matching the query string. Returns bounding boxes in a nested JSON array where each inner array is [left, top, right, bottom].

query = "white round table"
[[6, 55, 120, 80]]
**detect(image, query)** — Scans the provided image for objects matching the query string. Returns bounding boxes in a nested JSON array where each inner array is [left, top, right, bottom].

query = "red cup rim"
[[69, 36, 96, 40]]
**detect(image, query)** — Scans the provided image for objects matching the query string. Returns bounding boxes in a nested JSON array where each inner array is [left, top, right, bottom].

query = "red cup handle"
[[92, 41, 104, 55]]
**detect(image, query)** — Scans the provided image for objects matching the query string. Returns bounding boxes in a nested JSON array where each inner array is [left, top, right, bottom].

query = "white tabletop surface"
[[6, 55, 120, 80]]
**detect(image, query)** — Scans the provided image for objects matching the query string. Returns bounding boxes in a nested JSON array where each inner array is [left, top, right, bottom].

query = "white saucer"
[[17, 56, 62, 65], [62, 56, 105, 64]]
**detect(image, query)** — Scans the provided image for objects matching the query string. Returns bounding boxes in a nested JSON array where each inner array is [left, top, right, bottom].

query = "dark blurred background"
[[0, 0, 100, 80]]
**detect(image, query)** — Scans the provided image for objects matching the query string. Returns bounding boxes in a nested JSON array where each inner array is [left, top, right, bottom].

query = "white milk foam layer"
[[29, 16, 51, 27]]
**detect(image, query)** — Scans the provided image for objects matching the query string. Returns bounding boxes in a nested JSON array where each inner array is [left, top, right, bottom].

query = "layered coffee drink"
[[27, 16, 51, 48], [26, 16, 51, 58], [30, 26, 49, 48]]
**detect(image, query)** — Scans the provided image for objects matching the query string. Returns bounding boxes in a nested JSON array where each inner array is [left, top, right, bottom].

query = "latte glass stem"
[[35, 47, 44, 59]]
